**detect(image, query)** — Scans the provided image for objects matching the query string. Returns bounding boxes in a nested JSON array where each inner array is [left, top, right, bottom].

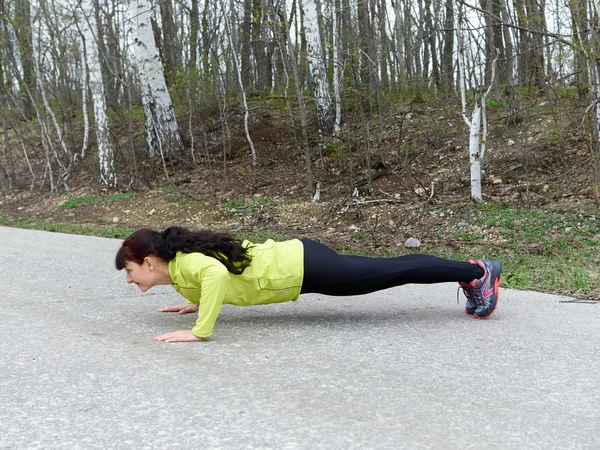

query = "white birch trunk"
[[79, 0, 117, 187], [129, 0, 183, 157], [79, 32, 89, 161], [457, 6, 497, 202], [468, 104, 482, 201], [332, 1, 341, 136], [303, 0, 334, 134]]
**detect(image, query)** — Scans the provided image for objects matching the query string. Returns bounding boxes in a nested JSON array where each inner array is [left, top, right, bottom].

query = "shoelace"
[[457, 284, 472, 305]]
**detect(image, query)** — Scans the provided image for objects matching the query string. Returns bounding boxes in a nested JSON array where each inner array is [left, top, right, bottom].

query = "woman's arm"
[[156, 254, 230, 342]]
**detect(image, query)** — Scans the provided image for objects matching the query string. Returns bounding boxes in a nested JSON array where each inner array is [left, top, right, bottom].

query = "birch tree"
[[303, 0, 334, 134], [128, 0, 183, 158], [79, 0, 117, 187], [458, 6, 498, 202], [332, 0, 341, 135]]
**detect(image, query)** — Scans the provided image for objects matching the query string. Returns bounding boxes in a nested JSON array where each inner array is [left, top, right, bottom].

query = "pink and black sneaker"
[[459, 259, 502, 319]]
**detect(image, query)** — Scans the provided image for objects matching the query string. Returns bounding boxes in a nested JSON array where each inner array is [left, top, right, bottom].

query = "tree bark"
[[159, 0, 177, 87], [442, 0, 454, 92], [241, 0, 252, 90], [79, 0, 117, 187], [129, 0, 184, 158], [304, 0, 334, 134], [14, 0, 36, 120]]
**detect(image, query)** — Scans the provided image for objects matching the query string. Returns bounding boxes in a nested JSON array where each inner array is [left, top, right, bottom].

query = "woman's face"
[[124, 258, 158, 292]]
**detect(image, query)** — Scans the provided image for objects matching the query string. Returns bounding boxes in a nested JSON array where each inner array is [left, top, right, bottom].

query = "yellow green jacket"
[[168, 238, 304, 338]]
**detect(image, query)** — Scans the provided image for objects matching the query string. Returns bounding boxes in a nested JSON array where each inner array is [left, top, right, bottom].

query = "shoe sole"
[[474, 273, 501, 320]]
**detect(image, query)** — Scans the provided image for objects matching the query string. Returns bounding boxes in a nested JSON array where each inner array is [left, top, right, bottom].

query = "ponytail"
[[116, 227, 252, 274]]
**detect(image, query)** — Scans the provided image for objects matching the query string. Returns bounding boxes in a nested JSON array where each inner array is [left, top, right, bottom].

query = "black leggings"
[[299, 238, 484, 296]]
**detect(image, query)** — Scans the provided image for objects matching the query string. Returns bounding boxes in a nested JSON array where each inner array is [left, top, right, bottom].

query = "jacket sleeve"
[[180, 254, 230, 338]]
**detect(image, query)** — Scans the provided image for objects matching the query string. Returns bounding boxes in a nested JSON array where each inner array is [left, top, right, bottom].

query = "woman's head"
[[116, 226, 252, 275], [115, 228, 162, 270], [116, 228, 179, 291]]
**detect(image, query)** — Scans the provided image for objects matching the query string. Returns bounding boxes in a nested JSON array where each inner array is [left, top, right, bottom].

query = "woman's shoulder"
[[172, 251, 227, 274]]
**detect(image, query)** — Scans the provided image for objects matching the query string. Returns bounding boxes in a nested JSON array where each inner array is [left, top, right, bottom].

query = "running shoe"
[[459, 259, 502, 319]]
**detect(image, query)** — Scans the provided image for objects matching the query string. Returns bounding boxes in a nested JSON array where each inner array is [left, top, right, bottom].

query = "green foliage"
[[555, 85, 578, 99], [57, 193, 137, 211], [131, 106, 145, 121], [325, 141, 341, 158], [177, 199, 197, 206], [353, 231, 366, 240], [485, 98, 506, 109]]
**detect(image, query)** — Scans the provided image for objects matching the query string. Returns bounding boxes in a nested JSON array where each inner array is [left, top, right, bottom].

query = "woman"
[[116, 227, 502, 342]]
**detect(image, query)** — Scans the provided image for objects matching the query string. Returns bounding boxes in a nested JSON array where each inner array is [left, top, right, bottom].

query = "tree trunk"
[[79, 0, 117, 187], [332, 0, 341, 136], [159, 0, 177, 87], [513, 0, 530, 85], [201, 0, 211, 96], [442, 0, 454, 92], [129, 0, 184, 158], [241, 0, 252, 90], [105, 5, 123, 109], [498, 0, 515, 97], [571, 0, 589, 98], [14, 0, 36, 120], [424, 0, 440, 90], [189, 0, 199, 74], [251, 0, 270, 93], [304, 0, 334, 134]]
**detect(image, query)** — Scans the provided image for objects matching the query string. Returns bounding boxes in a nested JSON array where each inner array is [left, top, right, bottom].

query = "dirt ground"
[[1, 100, 598, 259]]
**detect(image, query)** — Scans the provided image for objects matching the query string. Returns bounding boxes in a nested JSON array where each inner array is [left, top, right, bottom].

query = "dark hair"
[[115, 226, 252, 274]]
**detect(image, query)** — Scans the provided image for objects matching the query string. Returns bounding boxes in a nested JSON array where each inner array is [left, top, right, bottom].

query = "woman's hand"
[[154, 329, 205, 343], [157, 304, 199, 314]]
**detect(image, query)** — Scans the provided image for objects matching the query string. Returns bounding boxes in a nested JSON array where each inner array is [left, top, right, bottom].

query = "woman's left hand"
[[154, 330, 205, 343]]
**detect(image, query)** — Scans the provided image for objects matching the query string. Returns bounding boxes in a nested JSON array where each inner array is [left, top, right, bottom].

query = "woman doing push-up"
[[115, 227, 502, 342]]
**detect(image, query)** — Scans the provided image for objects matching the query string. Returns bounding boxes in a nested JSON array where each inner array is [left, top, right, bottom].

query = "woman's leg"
[[300, 238, 484, 296]]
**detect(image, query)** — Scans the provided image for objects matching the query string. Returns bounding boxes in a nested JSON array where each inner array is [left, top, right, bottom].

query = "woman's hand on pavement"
[[154, 329, 204, 343], [157, 304, 199, 314]]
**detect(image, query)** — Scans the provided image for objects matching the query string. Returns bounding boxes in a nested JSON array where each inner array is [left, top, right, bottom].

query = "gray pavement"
[[0, 225, 599, 449]]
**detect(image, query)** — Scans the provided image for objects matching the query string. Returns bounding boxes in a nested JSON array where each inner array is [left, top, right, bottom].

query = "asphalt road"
[[1, 226, 598, 449]]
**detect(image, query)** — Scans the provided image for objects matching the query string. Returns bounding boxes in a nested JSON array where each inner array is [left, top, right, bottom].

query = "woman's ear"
[[144, 256, 155, 270]]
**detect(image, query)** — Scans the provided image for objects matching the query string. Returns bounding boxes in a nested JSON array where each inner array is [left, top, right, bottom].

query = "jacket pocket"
[[257, 277, 300, 293]]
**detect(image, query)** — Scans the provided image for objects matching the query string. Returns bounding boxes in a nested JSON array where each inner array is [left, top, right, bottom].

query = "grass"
[[0, 216, 134, 239], [427, 203, 600, 295], [58, 193, 137, 210], [177, 199, 197, 206]]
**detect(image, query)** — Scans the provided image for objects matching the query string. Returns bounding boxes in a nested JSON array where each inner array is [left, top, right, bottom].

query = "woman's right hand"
[[157, 304, 199, 314]]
